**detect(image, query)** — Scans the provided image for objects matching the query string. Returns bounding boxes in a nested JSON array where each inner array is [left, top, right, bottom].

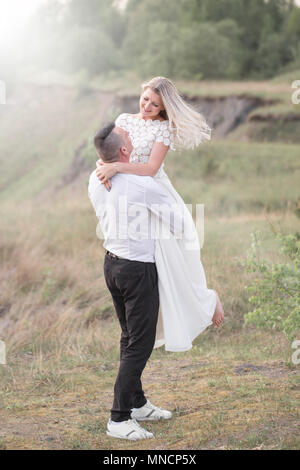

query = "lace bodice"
[[115, 113, 175, 178]]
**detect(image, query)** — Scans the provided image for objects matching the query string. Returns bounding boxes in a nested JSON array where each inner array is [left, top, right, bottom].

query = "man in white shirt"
[[88, 122, 184, 441]]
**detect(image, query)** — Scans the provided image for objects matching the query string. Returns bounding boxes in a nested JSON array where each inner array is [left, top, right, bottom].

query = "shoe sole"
[[131, 415, 172, 421], [106, 430, 153, 440]]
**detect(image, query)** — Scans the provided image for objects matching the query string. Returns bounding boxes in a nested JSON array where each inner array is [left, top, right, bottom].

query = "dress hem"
[[154, 319, 214, 353]]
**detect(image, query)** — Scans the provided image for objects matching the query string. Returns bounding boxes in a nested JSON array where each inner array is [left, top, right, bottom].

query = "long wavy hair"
[[141, 76, 212, 149]]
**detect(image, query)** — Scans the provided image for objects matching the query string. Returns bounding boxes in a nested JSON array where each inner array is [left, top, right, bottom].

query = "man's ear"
[[119, 146, 129, 162], [120, 146, 128, 156]]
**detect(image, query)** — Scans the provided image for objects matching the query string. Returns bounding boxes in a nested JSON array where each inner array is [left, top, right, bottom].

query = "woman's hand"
[[96, 159, 116, 191]]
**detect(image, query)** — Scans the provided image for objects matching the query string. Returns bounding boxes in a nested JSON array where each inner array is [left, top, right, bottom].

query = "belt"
[[106, 250, 125, 260]]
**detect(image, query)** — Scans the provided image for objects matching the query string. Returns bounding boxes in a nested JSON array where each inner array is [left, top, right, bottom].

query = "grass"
[[0, 74, 299, 449], [165, 141, 300, 216], [0, 196, 299, 449], [1, 69, 299, 204], [0, 85, 115, 202], [271, 69, 300, 84], [228, 120, 300, 144], [0, 327, 298, 450]]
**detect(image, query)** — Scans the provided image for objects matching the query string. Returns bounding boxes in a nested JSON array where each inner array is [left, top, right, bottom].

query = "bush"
[[254, 32, 294, 78], [242, 230, 300, 341]]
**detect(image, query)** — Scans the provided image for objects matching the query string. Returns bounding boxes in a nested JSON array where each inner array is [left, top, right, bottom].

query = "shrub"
[[242, 230, 300, 341]]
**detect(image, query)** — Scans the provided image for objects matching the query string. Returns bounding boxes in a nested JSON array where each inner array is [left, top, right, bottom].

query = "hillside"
[[0, 75, 299, 450], [0, 74, 299, 206], [0, 84, 115, 203]]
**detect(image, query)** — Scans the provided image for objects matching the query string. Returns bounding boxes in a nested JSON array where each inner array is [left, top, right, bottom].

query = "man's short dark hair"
[[94, 122, 124, 162]]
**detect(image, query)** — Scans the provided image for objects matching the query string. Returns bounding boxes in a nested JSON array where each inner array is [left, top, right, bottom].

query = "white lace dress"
[[115, 113, 217, 352]]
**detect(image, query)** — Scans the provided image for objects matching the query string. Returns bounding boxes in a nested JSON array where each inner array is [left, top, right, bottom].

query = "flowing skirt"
[[153, 171, 217, 352]]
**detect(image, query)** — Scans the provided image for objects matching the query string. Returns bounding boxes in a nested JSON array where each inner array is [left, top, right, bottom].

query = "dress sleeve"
[[115, 113, 129, 132], [154, 122, 175, 151]]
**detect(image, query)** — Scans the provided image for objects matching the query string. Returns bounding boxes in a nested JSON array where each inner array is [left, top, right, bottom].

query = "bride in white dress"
[[96, 76, 224, 352]]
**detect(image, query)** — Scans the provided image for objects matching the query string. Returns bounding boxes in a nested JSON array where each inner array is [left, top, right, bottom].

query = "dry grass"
[[0, 329, 298, 450], [0, 196, 299, 450], [88, 73, 297, 99], [0, 75, 299, 449]]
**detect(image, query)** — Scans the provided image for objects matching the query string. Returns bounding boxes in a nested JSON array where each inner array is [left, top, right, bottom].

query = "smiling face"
[[139, 87, 165, 120]]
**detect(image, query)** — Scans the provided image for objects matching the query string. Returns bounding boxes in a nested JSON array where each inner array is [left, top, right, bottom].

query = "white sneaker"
[[131, 400, 172, 421], [106, 418, 154, 440]]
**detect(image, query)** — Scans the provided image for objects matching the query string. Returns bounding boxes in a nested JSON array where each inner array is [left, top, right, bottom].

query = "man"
[[88, 122, 185, 441]]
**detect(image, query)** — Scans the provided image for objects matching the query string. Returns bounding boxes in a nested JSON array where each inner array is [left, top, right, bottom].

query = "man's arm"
[[88, 170, 106, 216]]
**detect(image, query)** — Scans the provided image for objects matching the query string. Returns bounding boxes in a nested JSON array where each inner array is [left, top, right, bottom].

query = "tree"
[[64, 0, 125, 46], [172, 23, 237, 79], [16, 0, 300, 81], [137, 22, 178, 77], [122, 0, 183, 70], [254, 31, 294, 77], [286, 5, 300, 39]]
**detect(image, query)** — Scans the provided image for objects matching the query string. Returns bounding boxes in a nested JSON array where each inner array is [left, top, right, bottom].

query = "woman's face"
[[139, 88, 164, 119]]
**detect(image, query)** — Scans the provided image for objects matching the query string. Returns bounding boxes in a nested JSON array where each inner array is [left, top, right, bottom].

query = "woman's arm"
[[96, 141, 169, 184], [118, 142, 169, 177]]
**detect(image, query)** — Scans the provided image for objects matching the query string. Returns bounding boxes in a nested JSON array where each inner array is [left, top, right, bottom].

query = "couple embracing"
[[88, 76, 224, 441]]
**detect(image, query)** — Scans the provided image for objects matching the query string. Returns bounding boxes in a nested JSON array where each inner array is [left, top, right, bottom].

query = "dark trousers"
[[104, 253, 159, 422]]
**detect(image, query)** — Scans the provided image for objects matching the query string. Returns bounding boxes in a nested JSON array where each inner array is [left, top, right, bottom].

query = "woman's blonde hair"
[[141, 76, 212, 149]]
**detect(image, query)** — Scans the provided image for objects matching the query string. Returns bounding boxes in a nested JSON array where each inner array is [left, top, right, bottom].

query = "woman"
[[96, 76, 224, 352]]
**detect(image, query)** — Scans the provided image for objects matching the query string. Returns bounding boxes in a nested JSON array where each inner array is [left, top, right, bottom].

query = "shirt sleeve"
[[88, 170, 104, 218], [154, 123, 175, 151]]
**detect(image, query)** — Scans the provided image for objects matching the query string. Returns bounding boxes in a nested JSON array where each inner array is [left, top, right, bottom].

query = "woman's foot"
[[212, 290, 224, 328]]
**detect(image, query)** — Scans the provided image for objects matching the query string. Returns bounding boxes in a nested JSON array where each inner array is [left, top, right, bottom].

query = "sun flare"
[[0, 0, 43, 49]]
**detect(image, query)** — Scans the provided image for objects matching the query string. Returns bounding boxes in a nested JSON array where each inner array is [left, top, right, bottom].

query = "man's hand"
[[96, 159, 115, 191]]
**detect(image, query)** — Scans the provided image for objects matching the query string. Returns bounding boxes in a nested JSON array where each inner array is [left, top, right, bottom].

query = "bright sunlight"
[[0, 0, 43, 49]]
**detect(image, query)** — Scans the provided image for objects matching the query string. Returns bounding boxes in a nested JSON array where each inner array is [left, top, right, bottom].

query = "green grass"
[[164, 141, 300, 216], [0, 86, 114, 202], [1, 70, 299, 204], [271, 69, 300, 84], [229, 120, 300, 144], [0, 198, 299, 449], [0, 76, 299, 450]]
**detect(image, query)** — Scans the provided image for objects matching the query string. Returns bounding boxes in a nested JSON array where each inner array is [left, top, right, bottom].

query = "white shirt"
[[88, 170, 185, 263]]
